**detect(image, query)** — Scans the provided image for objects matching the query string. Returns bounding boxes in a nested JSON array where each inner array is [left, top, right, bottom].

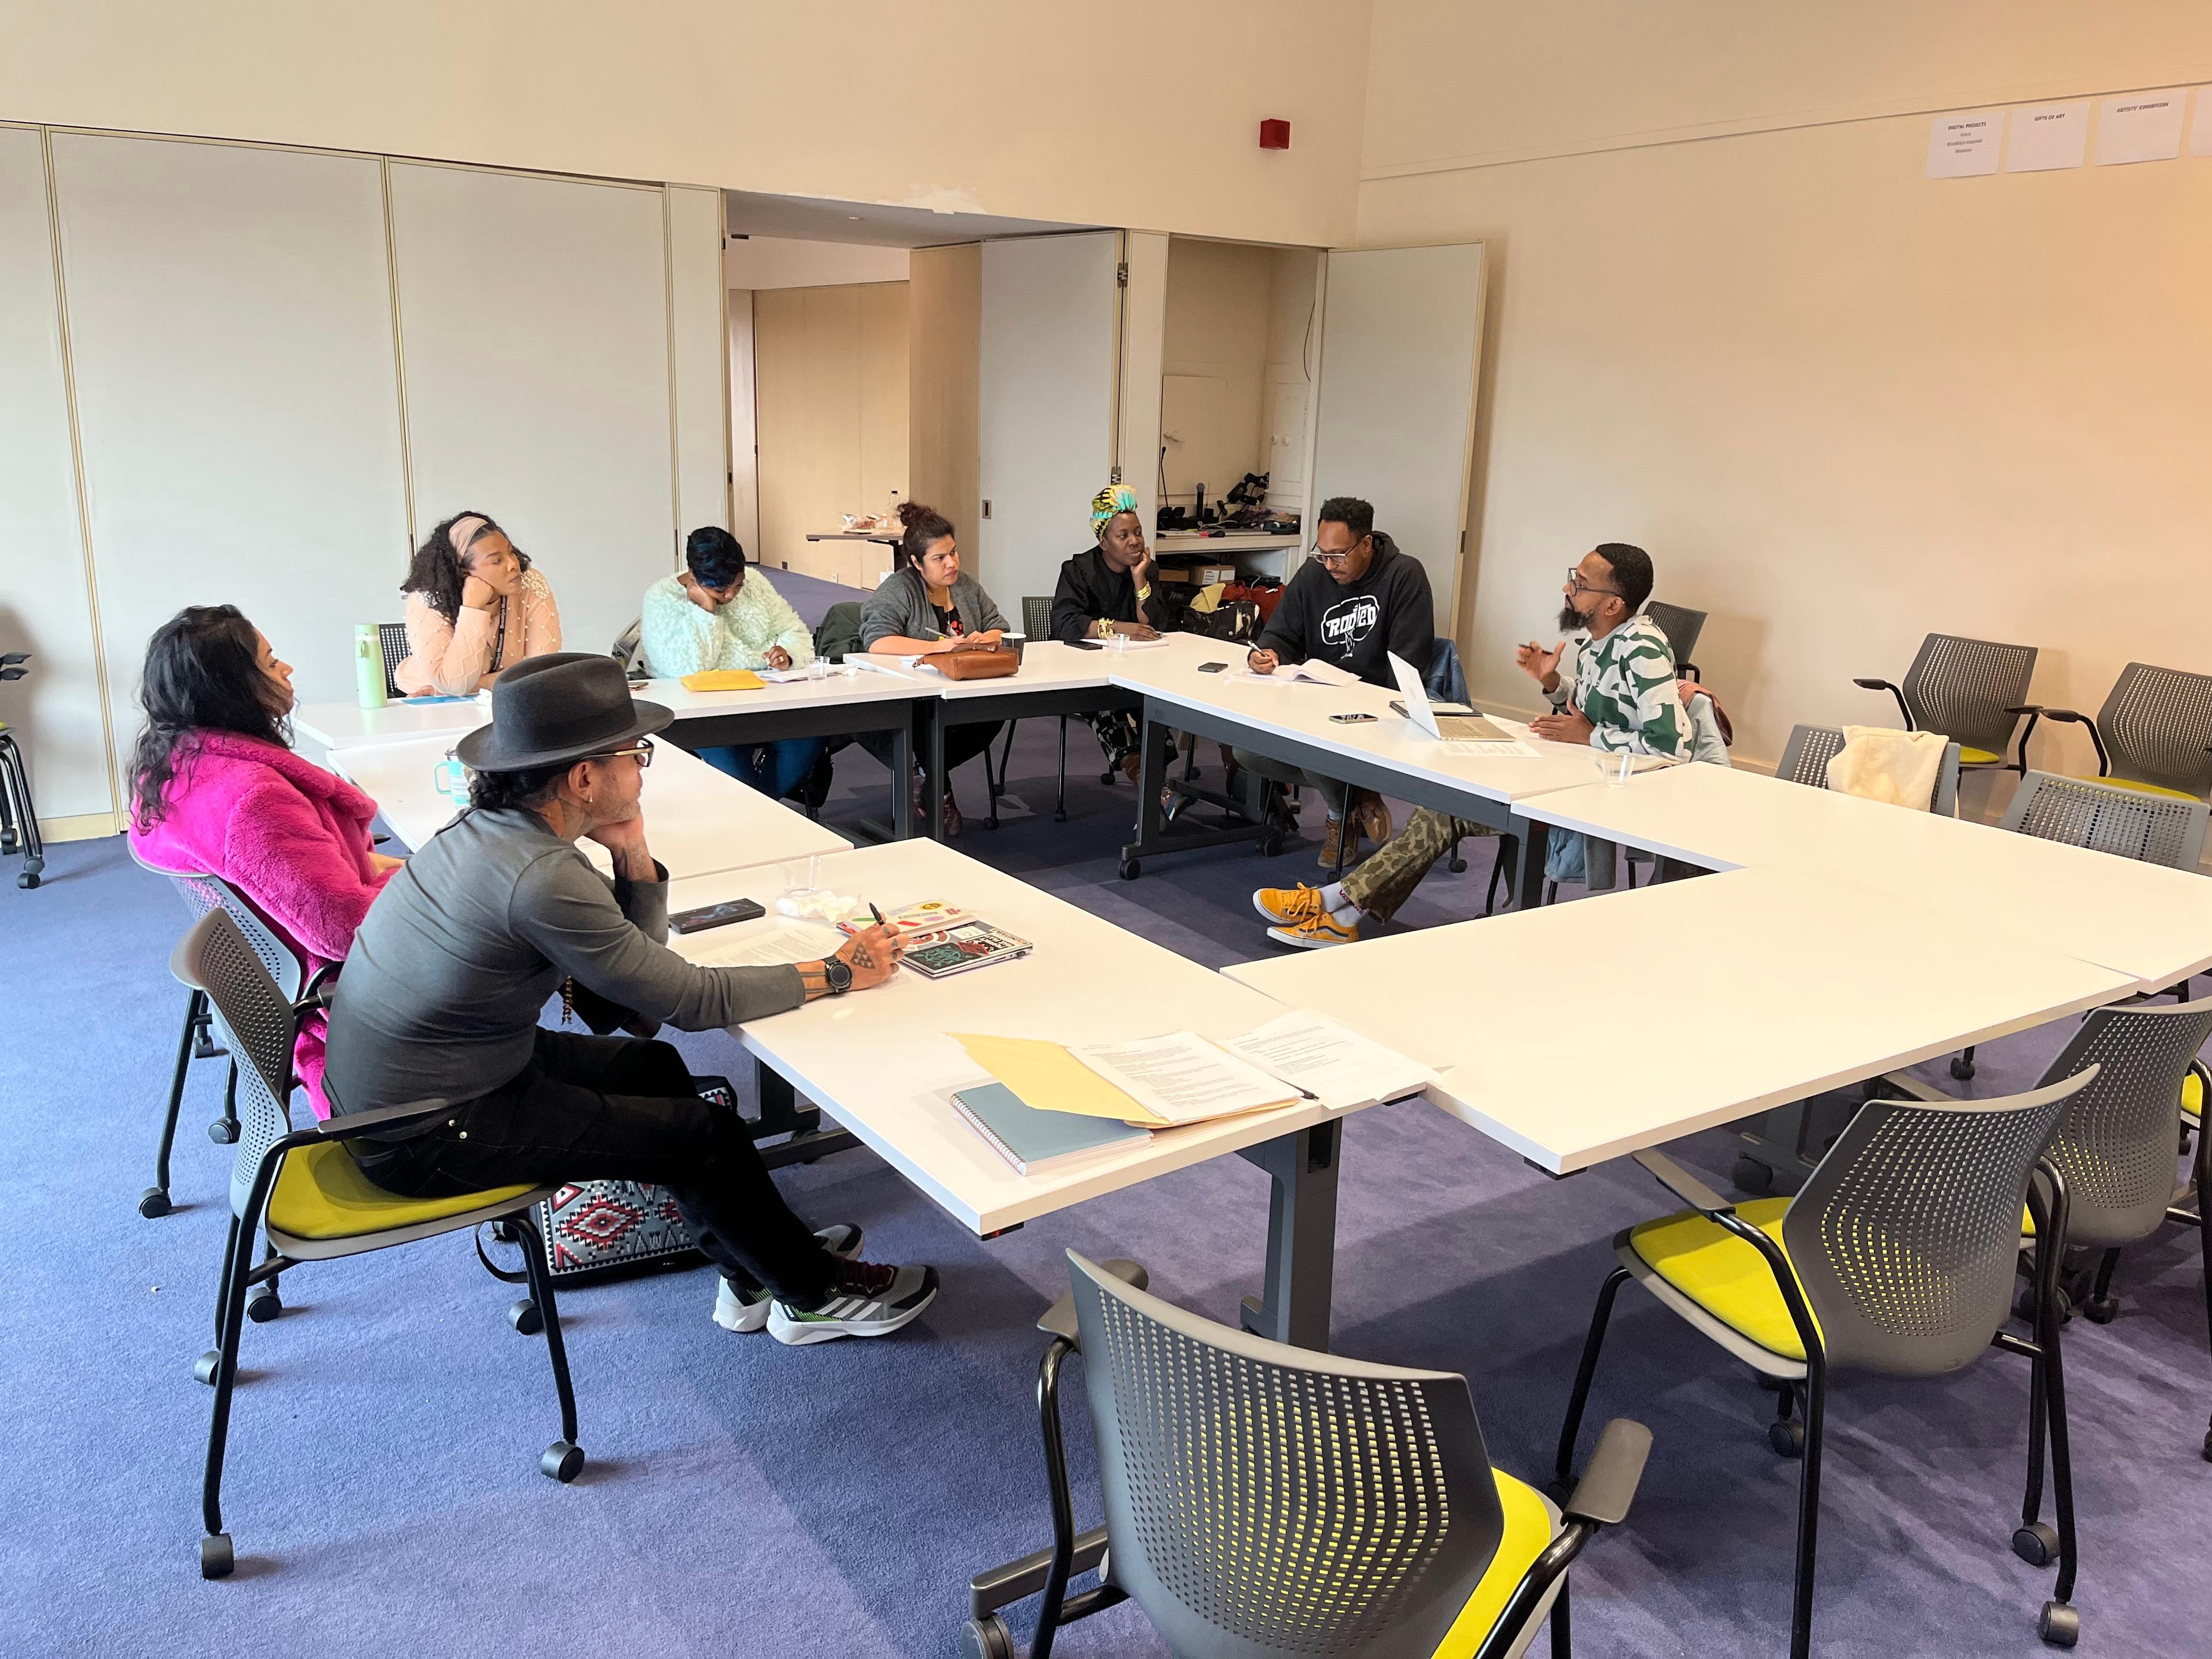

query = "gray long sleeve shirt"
[[323, 806, 802, 1115]]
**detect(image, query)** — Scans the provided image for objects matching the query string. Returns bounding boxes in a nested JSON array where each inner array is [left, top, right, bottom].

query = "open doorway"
[[722, 190, 1093, 592]]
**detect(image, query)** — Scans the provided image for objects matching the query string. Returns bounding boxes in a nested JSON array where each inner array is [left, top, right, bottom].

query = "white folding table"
[[1223, 862, 2135, 1175], [332, 730, 850, 879], [662, 836, 1391, 1350]]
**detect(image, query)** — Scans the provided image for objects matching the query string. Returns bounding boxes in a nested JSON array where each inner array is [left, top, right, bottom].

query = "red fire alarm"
[[1259, 119, 1291, 150]]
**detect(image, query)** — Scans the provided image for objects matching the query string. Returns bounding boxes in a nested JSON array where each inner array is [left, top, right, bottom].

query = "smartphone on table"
[[1329, 712, 1377, 725], [669, 897, 767, 934], [1198, 661, 1229, 674]]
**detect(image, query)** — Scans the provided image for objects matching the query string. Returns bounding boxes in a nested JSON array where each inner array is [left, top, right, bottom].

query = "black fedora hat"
[[456, 653, 672, 772]]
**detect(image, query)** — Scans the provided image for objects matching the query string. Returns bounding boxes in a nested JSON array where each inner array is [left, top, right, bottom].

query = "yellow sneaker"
[[1267, 909, 1361, 950], [1252, 884, 1325, 926]]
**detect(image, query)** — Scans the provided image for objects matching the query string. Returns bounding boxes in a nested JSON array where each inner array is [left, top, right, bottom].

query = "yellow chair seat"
[[1627, 1197, 1814, 1361], [268, 1141, 537, 1242], [2186, 1069, 2202, 1129], [1957, 746, 2001, 766], [2103, 777, 2202, 802], [1434, 1469, 1559, 1657]]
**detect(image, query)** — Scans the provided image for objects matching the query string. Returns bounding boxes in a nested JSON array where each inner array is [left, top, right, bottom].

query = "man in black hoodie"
[[1236, 495, 1434, 865]]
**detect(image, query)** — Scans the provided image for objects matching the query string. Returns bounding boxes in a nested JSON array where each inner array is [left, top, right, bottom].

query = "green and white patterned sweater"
[[1545, 613, 1688, 757]]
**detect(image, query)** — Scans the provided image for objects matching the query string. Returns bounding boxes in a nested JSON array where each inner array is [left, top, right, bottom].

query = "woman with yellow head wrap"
[[1049, 482, 1171, 782]]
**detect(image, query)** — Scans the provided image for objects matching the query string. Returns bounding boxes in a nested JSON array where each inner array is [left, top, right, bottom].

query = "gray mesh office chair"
[[989, 596, 1082, 828], [2013, 661, 2212, 802], [608, 616, 644, 675], [376, 621, 410, 699], [971, 1251, 1650, 1659], [1853, 632, 2038, 777], [1559, 1072, 2096, 1654], [0, 650, 43, 888], [1642, 601, 1706, 681], [1941, 772, 2210, 1088], [2001, 769, 2210, 868], [172, 907, 578, 1580], [130, 849, 321, 1218], [1776, 722, 1962, 816]]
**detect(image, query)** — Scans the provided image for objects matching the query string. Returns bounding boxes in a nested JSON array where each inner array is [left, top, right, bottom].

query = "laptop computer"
[[1387, 652, 1513, 743]]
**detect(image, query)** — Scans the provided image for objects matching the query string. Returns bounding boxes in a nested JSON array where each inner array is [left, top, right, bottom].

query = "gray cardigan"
[[324, 807, 803, 1113], [858, 566, 1009, 650]]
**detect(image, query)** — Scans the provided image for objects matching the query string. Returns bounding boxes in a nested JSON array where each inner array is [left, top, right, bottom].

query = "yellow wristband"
[[1136, 584, 1152, 600]]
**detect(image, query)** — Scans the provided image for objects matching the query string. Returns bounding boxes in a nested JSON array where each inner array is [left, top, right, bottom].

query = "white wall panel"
[[0, 128, 111, 824], [391, 164, 674, 658], [667, 185, 729, 542], [978, 232, 1119, 607], [50, 133, 410, 790]]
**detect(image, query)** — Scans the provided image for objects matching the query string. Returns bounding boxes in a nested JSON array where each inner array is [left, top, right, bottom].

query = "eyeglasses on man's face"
[[1309, 538, 1367, 567], [588, 738, 654, 769], [1565, 567, 1623, 598]]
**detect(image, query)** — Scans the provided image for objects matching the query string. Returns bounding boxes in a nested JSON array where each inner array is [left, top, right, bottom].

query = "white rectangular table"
[[1224, 862, 2135, 1175], [332, 730, 850, 879], [664, 837, 1388, 1348], [1520, 761, 2212, 990]]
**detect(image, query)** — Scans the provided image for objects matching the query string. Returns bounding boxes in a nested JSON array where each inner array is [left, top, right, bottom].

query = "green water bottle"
[[355, 624, 388, 710]]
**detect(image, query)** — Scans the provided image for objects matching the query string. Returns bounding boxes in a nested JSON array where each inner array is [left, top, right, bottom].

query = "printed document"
[[1219, 1012, 1435, 1112], [1069, 1032, 1301, 1124]]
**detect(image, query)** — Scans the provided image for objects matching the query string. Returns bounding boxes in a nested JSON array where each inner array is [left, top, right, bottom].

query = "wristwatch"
[[821, 953, 853, 997]]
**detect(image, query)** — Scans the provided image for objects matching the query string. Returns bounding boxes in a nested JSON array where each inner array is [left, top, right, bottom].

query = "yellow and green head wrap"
[[1090, 483, 1139, 539]]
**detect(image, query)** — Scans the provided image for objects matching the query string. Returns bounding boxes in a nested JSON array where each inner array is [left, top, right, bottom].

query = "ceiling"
[[721, 188, 1094, 249]]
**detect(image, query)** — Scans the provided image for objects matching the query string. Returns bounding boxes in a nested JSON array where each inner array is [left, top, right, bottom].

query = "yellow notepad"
[[680, 669, 765, 692], [952, 1033, 1168, 1128]]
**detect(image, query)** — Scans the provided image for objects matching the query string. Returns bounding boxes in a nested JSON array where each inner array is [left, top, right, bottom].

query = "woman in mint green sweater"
[[639, 528, 825, 801]]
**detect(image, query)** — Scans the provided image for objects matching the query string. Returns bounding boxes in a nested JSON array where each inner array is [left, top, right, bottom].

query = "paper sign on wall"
[[2096, 89, 2188, 165], [2188, 87, 2212, 158], [2005, 101, 2090, 172], [1927, 109, 2004, 178]]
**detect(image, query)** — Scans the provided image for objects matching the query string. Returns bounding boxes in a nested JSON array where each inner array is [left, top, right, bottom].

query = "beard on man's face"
[[1558, 601, 1586, 632]]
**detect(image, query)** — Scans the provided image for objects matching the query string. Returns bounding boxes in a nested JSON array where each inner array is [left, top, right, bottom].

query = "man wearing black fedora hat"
[[325, 653, 937, 1345]]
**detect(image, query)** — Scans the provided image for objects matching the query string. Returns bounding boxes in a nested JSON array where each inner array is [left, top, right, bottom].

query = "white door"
[[1309, 243, 1487, 627], [977, 232, 1120, 613]]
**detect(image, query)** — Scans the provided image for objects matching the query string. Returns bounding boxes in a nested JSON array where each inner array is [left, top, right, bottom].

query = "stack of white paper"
[[1070, 1032, 1302, 1125], [1219, 1012, 1435, 1112]]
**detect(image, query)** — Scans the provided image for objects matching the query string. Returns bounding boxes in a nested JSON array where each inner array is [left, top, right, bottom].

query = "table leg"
[[1509, 813, 1551, 909], [925, 700, 948, 843], [891, 713, 915, 840], [1238, 1120, 1341, 1351], [748, 1058, 859, 1171]]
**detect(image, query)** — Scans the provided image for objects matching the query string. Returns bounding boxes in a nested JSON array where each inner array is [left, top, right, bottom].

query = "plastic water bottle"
[[354, 624, 388, 710]]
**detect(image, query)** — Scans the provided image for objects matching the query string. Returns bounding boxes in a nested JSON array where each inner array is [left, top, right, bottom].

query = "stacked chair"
[[963, 1251, 1652, 1658], [1557, 1072, 2098, 1653], [171, 906, 585, 1580]]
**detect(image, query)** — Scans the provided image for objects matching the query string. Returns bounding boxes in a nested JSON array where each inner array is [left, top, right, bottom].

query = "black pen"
[[869, 902, 887, 926]]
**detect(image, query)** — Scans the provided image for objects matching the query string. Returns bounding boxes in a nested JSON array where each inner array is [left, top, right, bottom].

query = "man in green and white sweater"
[[639, 527, 824, 801]]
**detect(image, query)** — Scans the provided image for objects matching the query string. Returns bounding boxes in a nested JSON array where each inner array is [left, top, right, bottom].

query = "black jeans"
[[861, 719, 1003, 777], [355, 1029, 838, 1302]]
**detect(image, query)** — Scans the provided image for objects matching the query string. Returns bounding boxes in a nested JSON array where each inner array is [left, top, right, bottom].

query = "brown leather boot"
[[1351, 789, 1393, 851], [1317, 813, 1347, 868]]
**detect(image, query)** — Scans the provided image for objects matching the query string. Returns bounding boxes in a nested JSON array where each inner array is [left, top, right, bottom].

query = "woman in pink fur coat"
[[128, 606, 403, 1118]]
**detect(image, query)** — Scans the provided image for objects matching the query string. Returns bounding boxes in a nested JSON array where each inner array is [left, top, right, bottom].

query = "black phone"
[[1198, 661, 1229, 673], [1070, 638, 1105, 651], [669, 897, 767, 934]]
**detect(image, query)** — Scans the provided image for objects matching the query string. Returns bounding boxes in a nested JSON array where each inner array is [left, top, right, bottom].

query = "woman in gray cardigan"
[[857, 502, 1007, 834]]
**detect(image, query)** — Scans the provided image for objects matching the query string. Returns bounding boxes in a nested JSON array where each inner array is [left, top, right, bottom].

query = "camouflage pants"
[[1342, 807, 1491, 921]]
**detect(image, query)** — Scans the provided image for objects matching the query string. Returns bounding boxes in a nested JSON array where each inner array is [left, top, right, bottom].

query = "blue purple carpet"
[[2, 571, 2205, 1656]]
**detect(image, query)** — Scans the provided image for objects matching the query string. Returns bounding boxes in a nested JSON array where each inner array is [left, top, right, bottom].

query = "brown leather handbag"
[[934, 642, 1019, 682]]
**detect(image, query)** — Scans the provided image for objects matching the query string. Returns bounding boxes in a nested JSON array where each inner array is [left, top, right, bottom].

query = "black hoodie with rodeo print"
[[1253, 531, 1435, 688]]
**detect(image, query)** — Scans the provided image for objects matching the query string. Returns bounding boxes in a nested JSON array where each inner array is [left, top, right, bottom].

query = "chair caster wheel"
[[2202, 1426, 2212, 1463], [509, 1298, 543, 1336], [1448, 855, 1468, 873], [139, 1187, 173, 1219], [1052, 808, 1067, 824], [245, 1288, 282, 1324], [1951, 1056, 1977, 1081], [200, 1532, 234, 1579], [208, 1118, 239, 1145], [1259, 832, 1287, 858], [17, 871, 38, 889], [2013, 1522, 2060, 1566], [2037, 1601, 2080, 1647], [194, 1351, 221, 1387], [1118, 858, 1141, 881], [541, 1440, 584, 1482], [2082, 1296, 2118, 1325], [1733, 1155, 1775, 1195], [1768, 1419, 1805, 1457], [959, 1613, 1015, 1659]]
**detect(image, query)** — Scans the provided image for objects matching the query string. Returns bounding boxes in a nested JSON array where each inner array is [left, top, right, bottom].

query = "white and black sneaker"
[[767, 1260, 940, 1346], [711, 1223, 865, 1334]]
